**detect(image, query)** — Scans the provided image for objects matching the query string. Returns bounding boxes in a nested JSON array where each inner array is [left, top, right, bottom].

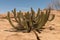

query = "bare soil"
[[0, 10, 60, 40]]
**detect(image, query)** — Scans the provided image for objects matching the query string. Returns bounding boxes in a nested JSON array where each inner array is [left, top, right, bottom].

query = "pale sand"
[[0, 10, 60, 40]]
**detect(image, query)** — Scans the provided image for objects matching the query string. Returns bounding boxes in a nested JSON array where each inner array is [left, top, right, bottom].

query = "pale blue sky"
[[0, 0, 52, 13]]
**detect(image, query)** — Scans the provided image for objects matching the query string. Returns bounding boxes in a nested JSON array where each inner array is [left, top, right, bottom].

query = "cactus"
[[7, 8, 55, 40]]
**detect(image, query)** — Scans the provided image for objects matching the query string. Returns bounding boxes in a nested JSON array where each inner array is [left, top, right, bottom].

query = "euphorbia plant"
[[7, 8, 55, 40]]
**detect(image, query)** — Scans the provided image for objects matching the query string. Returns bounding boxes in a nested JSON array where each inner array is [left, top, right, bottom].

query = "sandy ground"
[[0, 10, 60, 40]]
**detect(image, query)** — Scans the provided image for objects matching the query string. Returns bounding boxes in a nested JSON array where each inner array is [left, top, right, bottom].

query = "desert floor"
[[0, 10, 60, 40]]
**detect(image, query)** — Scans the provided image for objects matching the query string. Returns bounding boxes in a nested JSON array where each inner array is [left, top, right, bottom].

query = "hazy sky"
[[0, 0, 51, 13]]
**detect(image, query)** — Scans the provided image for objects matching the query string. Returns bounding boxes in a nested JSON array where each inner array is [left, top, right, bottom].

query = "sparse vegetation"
[[47, 0, 60, 10], [7, 8, 55, 40]]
